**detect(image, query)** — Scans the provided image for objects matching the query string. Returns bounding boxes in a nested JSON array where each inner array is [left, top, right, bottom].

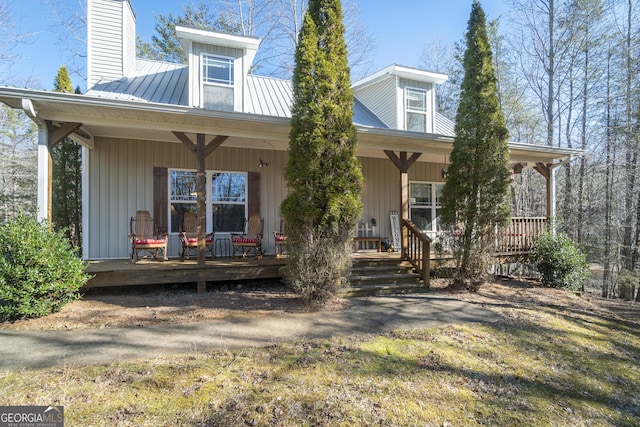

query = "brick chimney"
[[87, 0, 136, 89]]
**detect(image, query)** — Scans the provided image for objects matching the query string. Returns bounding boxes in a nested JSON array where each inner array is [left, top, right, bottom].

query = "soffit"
[[0, 88, 581, 166]]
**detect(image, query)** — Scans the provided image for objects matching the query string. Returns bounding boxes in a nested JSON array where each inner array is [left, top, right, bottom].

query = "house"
[[0, 0, 580, 263]]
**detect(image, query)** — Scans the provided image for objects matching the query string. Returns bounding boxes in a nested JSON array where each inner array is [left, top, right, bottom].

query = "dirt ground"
[[2, 277, 639, 331]]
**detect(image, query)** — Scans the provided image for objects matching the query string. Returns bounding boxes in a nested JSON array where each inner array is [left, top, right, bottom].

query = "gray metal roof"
[[245, 74, 389, 128], [85, 59, 415, 131], [86, 60, 189, 105], [245, 75, 292, 117], [435, 112, 455, 137]]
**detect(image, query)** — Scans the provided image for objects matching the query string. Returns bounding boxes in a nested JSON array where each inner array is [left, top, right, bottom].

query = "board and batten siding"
[[353, 78, 397, 129], [87, 136, 447, 259], [87, 0, 136, 88], [359, 158, 446, 243], [87, 137, 289, 259]]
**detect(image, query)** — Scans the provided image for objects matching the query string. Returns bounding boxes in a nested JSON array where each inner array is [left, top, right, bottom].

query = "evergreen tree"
[[51, 65, 82, 251], [441, 1, 511, 286], [281, 0, 363, 303]]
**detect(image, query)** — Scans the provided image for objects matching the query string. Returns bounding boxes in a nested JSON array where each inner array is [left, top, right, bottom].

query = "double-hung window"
[[169, 169, 247, 234], [170, 170, 198, 232], [211, 172, 246, 233], [409, 182, 444, 236], [201, 54, 234, 111], [405, 87, 427, 132]]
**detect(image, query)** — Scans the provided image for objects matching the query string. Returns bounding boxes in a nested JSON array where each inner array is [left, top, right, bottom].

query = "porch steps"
[[340, 258, 427, 297]]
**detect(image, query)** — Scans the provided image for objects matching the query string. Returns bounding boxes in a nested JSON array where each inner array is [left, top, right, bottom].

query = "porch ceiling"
[[0, 87, 582, 166]]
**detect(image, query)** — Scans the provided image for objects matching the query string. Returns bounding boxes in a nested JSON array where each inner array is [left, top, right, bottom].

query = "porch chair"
[[231, 213, 264, 258], [178, 211, 215, 260], [353, 219, 381, 252], [129, 210, 168, 263], [273, 218, 287, 257]]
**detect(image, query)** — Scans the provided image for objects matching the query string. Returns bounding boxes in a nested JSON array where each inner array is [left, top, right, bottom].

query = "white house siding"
[[353, 78, 397, 129], [87, 136, 447, 259], [87, 137, 288, 259], [359, 158, 446, 243], [87, 0, 135, 88]]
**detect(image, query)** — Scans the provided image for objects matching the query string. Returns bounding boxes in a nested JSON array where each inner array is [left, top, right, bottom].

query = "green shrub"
[[0, 214, 89, 321], [530, 232, 588, 290]]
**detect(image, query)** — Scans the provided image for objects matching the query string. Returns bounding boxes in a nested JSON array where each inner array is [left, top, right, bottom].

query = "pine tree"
[[52, 65, 82, 251], [281, 0, 363, 303], [441, 1, 511, 286]]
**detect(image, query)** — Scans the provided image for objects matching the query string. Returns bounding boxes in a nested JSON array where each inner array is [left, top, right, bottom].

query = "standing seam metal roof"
[[86, 59, 452, 134]]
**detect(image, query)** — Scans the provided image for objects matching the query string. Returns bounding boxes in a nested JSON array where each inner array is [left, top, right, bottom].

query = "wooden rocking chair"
[[129, 210, 168, 263], [273, 218, 287, 257], [231, 213, 264, 257], [178, 211, 215, 260]]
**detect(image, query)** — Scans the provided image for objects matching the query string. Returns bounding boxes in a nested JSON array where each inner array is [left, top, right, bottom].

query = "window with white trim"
[[211, 172, 246, 232], [405, 87, 427, 132], [409, 182, 444, 235], [201, 54, 234, 111], [169, 169, 246, 233]]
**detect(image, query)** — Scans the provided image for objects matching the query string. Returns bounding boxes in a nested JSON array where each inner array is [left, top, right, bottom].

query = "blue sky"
[[7, 0, 508, 90]]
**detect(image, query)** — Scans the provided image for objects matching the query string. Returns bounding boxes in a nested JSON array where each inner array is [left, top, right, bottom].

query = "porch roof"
[[0, 86, 582, 165]]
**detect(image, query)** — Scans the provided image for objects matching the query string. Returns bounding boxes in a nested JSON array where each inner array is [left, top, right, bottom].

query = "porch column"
[[21, 99, 82, 221], [534, 162, 557, 232], [173, 132, 229, 291], [384, 150, 422, 258]]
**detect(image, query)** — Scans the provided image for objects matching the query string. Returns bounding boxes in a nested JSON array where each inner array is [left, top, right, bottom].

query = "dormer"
[[176, 26, 260, 112], [352, 65, 448, 133]]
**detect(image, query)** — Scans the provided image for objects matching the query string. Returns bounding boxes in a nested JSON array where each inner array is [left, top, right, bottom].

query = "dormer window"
[[202, 53, 234, 111], [405, 87, 427, 132]]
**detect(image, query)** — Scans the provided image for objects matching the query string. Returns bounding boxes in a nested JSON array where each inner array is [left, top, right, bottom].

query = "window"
[[410, 182, 444, 235], [169, 169, 247, 233], [170, 170, 197, 233], [202, 55, 234, 85], [202, 54, 234, 111], [405, 87, 427, 132], [211, 172, 246, 233]]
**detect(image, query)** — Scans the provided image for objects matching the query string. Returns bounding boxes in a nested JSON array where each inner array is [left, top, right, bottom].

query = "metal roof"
[[0, 86, 584, 165], [86, 60, 189, 105], [245, 74, 389, 128], [435, 112, 455, 137]]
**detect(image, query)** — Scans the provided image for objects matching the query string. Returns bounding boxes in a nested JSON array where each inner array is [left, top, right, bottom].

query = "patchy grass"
[[1, 294, 639, 426]]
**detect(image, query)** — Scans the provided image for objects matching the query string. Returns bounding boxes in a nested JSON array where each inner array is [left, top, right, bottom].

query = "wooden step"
[[341, 259, 427, 297]]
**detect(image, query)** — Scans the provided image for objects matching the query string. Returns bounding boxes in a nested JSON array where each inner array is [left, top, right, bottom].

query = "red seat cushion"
[[275, 235, 287, 242], [232, 237, 257, 244], [135, 238, 165, 245], [185, 237, 213, 244]]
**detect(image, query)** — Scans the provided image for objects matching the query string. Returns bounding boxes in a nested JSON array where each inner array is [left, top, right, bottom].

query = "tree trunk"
[[602, 47, 613, 299]]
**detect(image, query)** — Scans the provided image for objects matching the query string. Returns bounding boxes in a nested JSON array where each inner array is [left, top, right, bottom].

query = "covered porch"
[[0, 87, 580, 292]]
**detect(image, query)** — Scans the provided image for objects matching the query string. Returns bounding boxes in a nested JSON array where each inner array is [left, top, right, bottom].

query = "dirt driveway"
[[2, 278, 639, 332]]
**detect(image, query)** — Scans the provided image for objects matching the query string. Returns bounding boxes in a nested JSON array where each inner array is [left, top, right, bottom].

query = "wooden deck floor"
[[84, 251, 402, 289]]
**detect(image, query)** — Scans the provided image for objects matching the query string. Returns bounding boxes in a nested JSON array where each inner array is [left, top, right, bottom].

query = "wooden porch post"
[[173, 132, 228, 292], [534, 162, 556, 232], [384, 150, 422, 259]]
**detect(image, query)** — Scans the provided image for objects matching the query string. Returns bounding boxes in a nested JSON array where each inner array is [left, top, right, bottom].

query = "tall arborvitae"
[[52, 65, 82, 251], [281, 0, 363, 303], [441, 1, 511, 286]]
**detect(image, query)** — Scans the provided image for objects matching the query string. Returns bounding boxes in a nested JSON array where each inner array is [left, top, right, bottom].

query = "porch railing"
[[402, 219, 432, 284], [495, 217, 548, 255]]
